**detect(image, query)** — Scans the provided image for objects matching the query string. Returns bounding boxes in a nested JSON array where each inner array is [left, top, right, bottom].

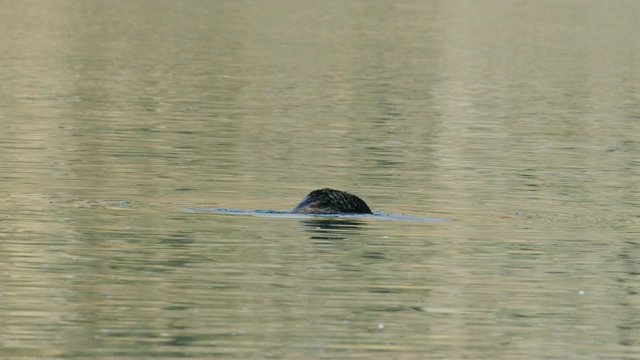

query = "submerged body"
[[291, 188, 372, 214]]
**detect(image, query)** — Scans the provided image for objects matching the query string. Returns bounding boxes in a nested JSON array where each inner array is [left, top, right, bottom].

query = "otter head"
[[291, 188, 372, 215]]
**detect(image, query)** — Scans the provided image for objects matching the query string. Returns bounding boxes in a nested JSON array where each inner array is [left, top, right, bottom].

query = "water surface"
[[2, 1, 640, 359]]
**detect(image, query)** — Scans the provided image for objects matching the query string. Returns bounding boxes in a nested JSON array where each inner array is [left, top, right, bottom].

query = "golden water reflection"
[[2, 1, 639, 358]]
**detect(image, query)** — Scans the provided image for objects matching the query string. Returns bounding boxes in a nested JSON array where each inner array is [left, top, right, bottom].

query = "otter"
[[291, 188, 372, 215]]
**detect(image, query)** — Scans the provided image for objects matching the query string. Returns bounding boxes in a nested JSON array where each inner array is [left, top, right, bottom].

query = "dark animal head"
[[291, 188, 372, 214]]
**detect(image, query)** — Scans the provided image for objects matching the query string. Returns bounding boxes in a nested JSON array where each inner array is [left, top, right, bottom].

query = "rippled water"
[[2, 1, 640, 359]]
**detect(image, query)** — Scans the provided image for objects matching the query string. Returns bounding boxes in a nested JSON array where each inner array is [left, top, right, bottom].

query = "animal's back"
[[291, 188, 372, 214]]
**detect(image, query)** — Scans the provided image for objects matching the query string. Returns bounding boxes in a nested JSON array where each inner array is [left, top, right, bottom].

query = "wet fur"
[[291, 188, 372, 214]]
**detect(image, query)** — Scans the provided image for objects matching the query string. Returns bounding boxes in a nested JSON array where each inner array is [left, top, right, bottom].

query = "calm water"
[[2, 1, 640, 359]]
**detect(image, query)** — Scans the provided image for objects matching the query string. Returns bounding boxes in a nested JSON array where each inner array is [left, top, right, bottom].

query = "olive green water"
[[2, 1, 640, 359]]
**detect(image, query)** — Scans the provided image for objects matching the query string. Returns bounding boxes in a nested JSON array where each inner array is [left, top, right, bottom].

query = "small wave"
[[183, 207, 447, 222]]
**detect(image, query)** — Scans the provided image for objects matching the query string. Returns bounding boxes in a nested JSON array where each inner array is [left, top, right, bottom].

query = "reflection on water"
[[2, 0, 640, 359], [299, 218, 368, 241]]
